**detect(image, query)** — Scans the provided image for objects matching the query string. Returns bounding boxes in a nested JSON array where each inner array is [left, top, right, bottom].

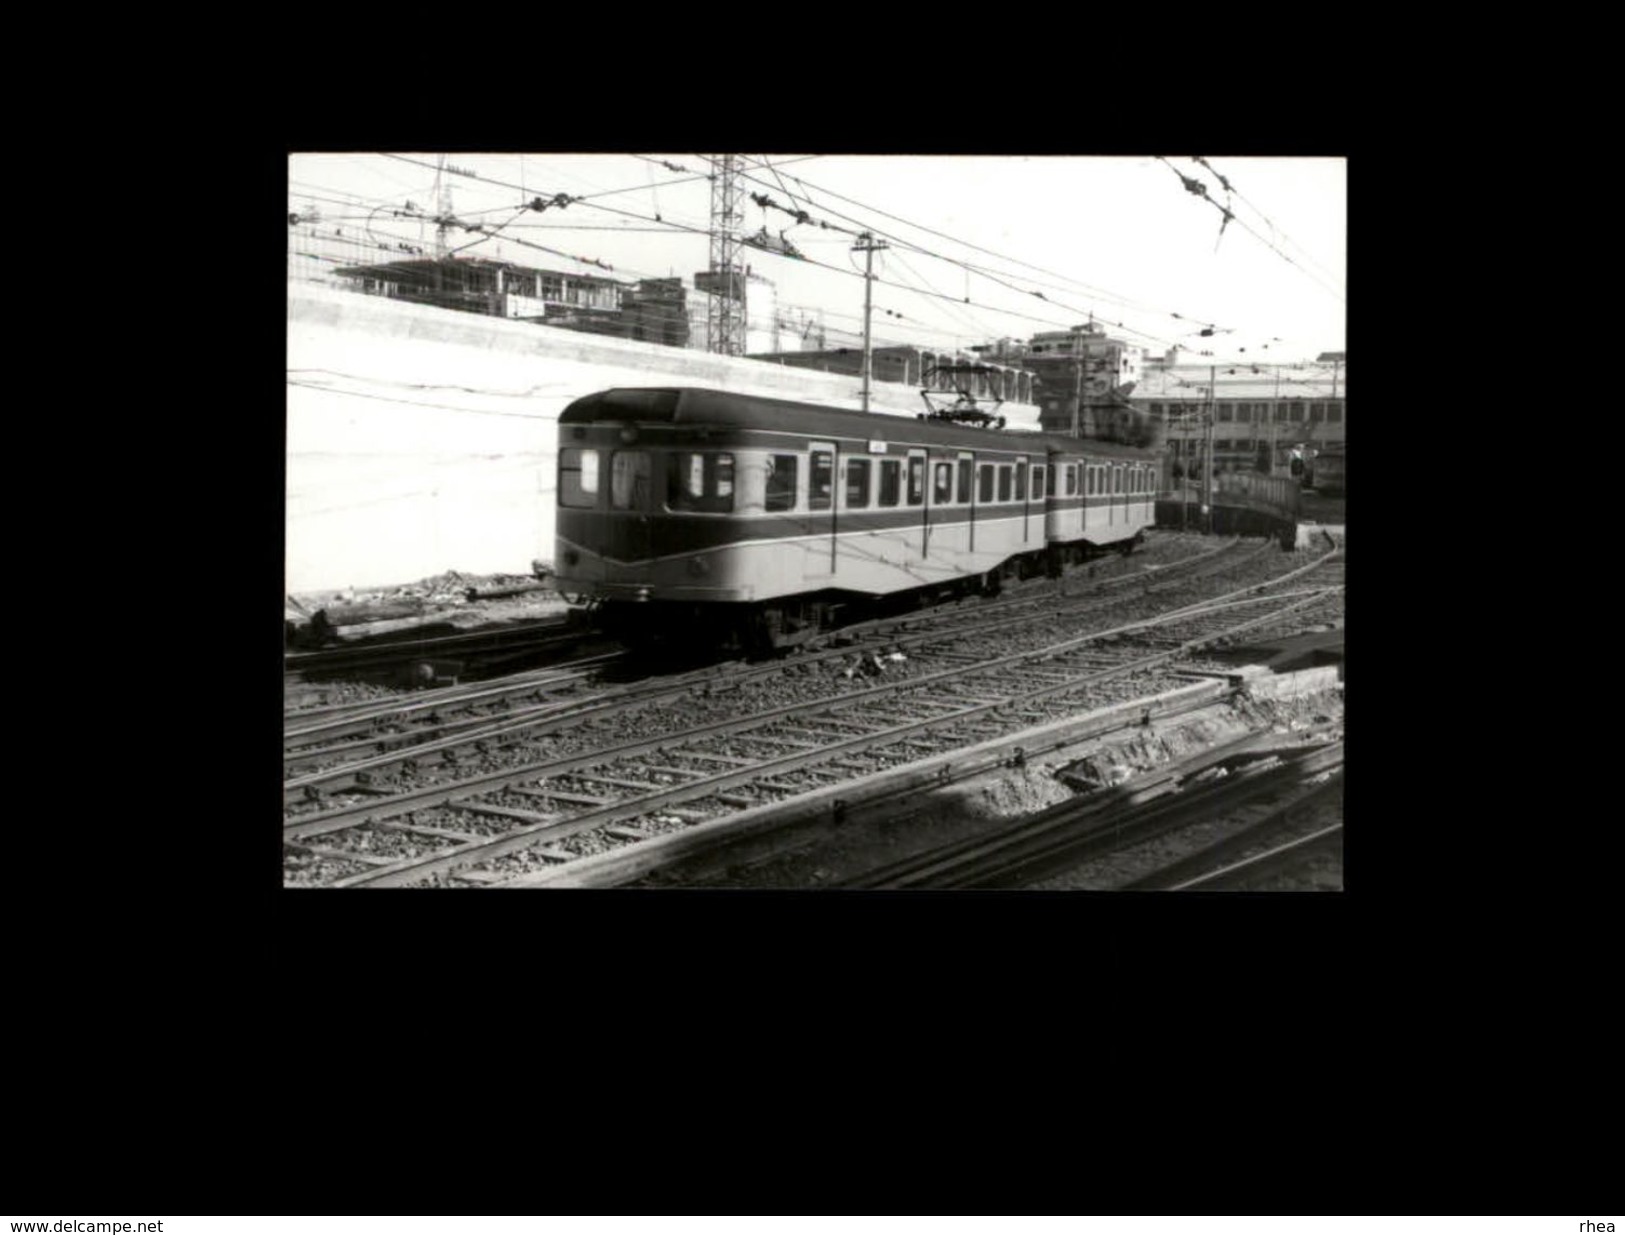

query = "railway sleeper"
[[569, 772, 668, 792], [679, 751, 760, 767]]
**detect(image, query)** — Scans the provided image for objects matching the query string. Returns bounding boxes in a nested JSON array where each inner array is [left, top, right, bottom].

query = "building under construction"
[[746, 344, 1035, 405], [328, 253, 694, 347]]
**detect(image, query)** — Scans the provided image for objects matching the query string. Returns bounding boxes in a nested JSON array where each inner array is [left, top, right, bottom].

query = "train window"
[[1114, 468, 1122, 494], [846, 458, 871, 509], [957, 460, 971, 503], [668, 451, 736, 513], [1032, 466, 1045, 500], [978, 465, 994, 503], [1085, 467, 1095, 496], [1217, 402, 1233, 422], [766, 454, 798, 511], [560, 447, 599, 508], [810, 451, 834, 511], [907, 458, 924, 506], [878, 459, 901, 507], [934, 462, 953, 504], [609, 451, 650, 510], [1311, 403, 1325, 422], [1328, 404, 1343, 423], [1065, 465, 1077, 496], [1015, 463, 1027, 501], [1291, 402, 1305, 421], [997, 466, 1012, 502]]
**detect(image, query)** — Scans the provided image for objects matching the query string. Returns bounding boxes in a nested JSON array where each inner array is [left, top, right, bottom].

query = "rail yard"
[[284, 523, 1343, 891]]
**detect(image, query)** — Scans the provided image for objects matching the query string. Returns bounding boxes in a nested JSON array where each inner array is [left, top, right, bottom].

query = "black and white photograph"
[[283, 152, 1346, 891]]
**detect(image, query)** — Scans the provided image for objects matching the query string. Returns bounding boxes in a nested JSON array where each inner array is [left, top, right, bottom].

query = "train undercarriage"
[[586, 533, 1143, 657]]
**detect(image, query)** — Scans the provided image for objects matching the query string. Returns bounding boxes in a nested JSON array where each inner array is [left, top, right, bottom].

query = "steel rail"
[[503, 681, 1238, 889], [1121, 769, 1345, 890], [283, 653, 626, 745], [282, 544, 1328, 795], [302, 589, 1334, 888], [852, 742, 1340, 890], [286, 585, 1331, 840], [285, 614, 577, 670], [1162, 822, 1343, 891]]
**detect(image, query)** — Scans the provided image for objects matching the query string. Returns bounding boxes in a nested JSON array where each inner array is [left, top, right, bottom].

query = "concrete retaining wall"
[[286, 284, 1041, 593], [1245, 665, 1342, 699], [1294, 523, 1346, 550]]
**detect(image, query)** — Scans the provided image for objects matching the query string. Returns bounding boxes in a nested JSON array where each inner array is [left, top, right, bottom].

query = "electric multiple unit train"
[[553, 387, 1159, 651]]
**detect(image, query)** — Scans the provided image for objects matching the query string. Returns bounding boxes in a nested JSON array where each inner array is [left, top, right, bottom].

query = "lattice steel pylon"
[[706, 154, 747, 356], [432, 154, 455, 259]]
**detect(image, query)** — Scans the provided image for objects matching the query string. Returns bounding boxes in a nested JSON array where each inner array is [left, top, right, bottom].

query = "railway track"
[[848, 740, 1342, 890], [280, 536, 1286, 800], [283, 531, 1237, 704], [284, 548, 1342, 888], [283, 614, 602, 697], [1156, 822, 1343, 890], [1124, 769, 1345, 890]]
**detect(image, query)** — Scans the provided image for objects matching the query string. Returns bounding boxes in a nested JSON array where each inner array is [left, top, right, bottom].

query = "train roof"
[[560, 387, 1157, 460]]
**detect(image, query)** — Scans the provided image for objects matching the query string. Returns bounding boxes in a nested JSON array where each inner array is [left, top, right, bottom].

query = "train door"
[[807, 441, 837, 579], [960, 451, 976, 553], [1068, 463, 1082, 540], [907, 447, 927, 558], [1017, 456, 1030, 544], [609, 448, 652, 563]]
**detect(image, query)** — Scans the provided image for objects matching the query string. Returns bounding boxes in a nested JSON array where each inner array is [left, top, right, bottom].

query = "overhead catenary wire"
[[730, 160, 1225, 350], [1155, 156, 1346, 304], [295, 155, 1338, 363], [1190, 156, 1346, 292], [367, 154, 1222, 346], [736, 157, 1216, 326], [314, 155, 1329, 356], [318, 156, 1290, 350]]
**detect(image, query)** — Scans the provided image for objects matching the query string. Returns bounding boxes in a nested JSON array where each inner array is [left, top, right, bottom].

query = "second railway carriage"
[[1044, 438, 1161, 568], [553, 387, 1156, 651]]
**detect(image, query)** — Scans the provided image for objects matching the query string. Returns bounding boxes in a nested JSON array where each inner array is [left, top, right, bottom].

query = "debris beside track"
[[659, 685, 1343, 890], [287, 569, 570, 648]]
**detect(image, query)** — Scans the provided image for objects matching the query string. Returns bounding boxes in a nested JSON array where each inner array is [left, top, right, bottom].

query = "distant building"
[[746, 344, 1035, 404], [331, 255, 624, 326], [1022, 323, 1144, 436], [1134, 359, 1346, 481], [687, 269, 783, 354], [619, 278, 690, 349]]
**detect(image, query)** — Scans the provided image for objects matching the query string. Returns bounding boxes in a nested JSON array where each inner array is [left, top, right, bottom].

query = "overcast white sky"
[[289, 153, 1345, 364]]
